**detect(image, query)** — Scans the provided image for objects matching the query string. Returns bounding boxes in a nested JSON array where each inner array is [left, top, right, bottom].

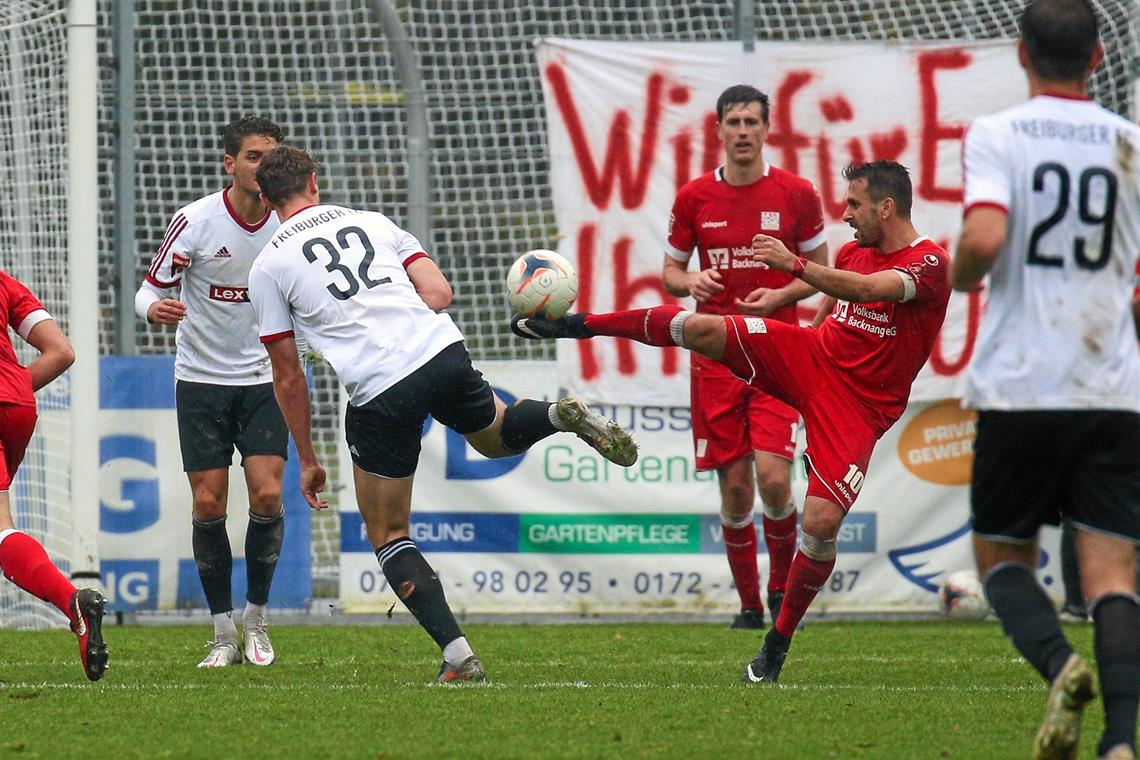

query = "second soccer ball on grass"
[[506, 249, 578, 319], [938, 570, 990, 619]]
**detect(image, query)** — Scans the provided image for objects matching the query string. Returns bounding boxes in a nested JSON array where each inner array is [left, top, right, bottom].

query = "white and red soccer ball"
[[938, 570, 990, 619], [506, 249, 578, 319]]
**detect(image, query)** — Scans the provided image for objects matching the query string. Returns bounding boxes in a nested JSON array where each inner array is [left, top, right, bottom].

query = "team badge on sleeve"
[[171, 253, 190, 278]]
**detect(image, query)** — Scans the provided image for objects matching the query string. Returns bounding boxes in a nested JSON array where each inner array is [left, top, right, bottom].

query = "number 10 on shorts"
[[843, 464, 865, 494]]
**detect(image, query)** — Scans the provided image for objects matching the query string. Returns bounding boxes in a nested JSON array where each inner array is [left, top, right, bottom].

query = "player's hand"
[[734, 287, 784, 316], [689, 268, 724, 303], [752, 234, 795, 273], [300, 462, 328, 511], [147, 298, 187, 325]]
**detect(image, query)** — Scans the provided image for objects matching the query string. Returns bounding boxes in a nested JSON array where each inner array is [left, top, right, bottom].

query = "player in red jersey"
[[0, 270, 108, 681], [663, 84, 828, 629], [514, 161, 950, 683]]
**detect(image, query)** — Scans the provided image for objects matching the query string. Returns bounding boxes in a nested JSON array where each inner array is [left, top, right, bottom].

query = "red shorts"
[[719, 315, 882, 512], [690, 371, 798, 470], [0, 403, 37, 491]]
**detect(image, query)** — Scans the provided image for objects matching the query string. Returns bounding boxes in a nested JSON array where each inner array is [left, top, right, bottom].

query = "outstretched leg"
[[465, 394, 638, 467]]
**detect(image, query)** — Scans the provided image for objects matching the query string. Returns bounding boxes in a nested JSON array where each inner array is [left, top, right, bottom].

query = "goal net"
[[98, 0, 1137, 600], [0, 0, 77, 628]]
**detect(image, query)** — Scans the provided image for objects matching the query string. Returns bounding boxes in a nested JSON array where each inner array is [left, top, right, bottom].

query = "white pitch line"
[[0, 680, 1044, 693]]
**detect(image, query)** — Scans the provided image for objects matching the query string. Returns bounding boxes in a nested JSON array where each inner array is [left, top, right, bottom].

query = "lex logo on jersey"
[[760, 211, 781, 231], [208, 285, 250, 303]]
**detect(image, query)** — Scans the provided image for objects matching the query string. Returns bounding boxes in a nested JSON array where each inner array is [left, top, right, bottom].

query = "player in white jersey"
[[248, 146, 639, 684], [954, 3, 1139, 758], [136, 116, 289, 669]]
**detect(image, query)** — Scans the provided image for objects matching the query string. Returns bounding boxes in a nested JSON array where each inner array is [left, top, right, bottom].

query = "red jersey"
[[816, 237, 950, 433], [667, 164, 825, 374], [0, 271, 49, 408]]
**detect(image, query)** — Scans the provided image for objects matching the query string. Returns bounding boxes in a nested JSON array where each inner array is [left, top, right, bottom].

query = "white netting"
[[0, 0, 73, 628], [94, 1, 1138, 597]]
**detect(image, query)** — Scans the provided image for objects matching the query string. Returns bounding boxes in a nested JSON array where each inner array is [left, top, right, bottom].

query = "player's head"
[[222, 116, 283, 197], [256, 146, 319, 209], [1018, 0, 1102, 83], [841, 161, 913, 247], [716, 85, 769, 124], [716, 85, 769, 168]]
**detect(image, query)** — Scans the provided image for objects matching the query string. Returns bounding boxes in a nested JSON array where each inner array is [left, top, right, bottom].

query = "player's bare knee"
[[249, 487, 282, 515], [683, 315, 726, 357], [801, 510, 841, 542], [192, 494, 227, 521], [757, 482, 791, 513]]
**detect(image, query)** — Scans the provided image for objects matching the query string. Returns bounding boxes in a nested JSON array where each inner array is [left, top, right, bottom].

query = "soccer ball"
[[937, 570, 989, 619], [506, 249, 578, 319]]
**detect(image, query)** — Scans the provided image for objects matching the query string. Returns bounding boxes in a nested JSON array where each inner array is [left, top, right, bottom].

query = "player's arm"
[[263, 336, 327, 511], [135, 279, 187, 325], [662, 255, 723, 303], [406, 257, 453, 312], [751, 235, 906, 304], [951, 207, 1007, 291], [23, 319, 75, 391]]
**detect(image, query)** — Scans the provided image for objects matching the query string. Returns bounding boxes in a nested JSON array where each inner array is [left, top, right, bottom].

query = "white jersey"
[[962, 94, 1140, 411], [142, 188, 280, 384], [248, 204, 464, 406]]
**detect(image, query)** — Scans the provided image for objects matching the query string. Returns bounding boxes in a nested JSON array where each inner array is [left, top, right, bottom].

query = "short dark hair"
[[1019, 0, 1099, 82], [842, 160, 913, 218], [222, 115, 283, 158], [716, 84, 769, 124], [256, 146, 318, 206]]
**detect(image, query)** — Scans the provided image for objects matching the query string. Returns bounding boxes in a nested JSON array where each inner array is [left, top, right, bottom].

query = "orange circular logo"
[[896, 400, 978, 486]]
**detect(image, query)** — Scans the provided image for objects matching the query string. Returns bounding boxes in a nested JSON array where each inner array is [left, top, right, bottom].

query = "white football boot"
[[198, 640, 242, 668], [242, 611, 276, 666]]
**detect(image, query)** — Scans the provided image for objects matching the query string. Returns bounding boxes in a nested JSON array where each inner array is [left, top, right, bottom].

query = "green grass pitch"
[[0, 620, 1102, 759]]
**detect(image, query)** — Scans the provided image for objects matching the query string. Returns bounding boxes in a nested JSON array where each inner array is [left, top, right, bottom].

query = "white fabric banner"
[[535, 38, 1024, 406], [337, 362, 1064, 615]]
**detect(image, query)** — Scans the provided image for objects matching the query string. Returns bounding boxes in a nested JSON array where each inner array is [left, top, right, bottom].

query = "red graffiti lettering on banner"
[[765, 71, 813, 174], [546, 62, 681, 210], [613, 240, 679, 376], [671, 128, 694, 190], [575, 225, 601, 380], [918, 49, 970, 203], [930, 288, 982, 376], [575, 224, 679, 381], [702, 113, 720, 175], [815, 95, 908, 221]]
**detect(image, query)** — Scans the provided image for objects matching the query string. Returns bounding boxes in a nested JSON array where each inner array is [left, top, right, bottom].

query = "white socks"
[[443, 635, 474, 666]]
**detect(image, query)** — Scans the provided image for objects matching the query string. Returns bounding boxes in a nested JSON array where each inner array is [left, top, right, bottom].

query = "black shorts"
[[970, 410, 1140, 544], [176, 380, 289, 472], [345, 341, 497, 479]]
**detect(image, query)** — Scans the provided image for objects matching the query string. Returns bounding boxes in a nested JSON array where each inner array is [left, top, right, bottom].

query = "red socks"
[[774, 550, 836, 639], [763, 512, 798, 594], [722, 523, 762, 610], [0, 531, 77, 618], [582, 305, 685, 346]]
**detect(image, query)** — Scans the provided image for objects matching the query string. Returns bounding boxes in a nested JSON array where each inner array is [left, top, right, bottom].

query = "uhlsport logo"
[[896, 399, 976, 486]]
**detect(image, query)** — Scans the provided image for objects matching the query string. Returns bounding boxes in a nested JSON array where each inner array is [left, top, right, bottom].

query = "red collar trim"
[[281, 204, 319, 222], [223, 186, 272, 232], [1038, 91, 1092, 102]]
